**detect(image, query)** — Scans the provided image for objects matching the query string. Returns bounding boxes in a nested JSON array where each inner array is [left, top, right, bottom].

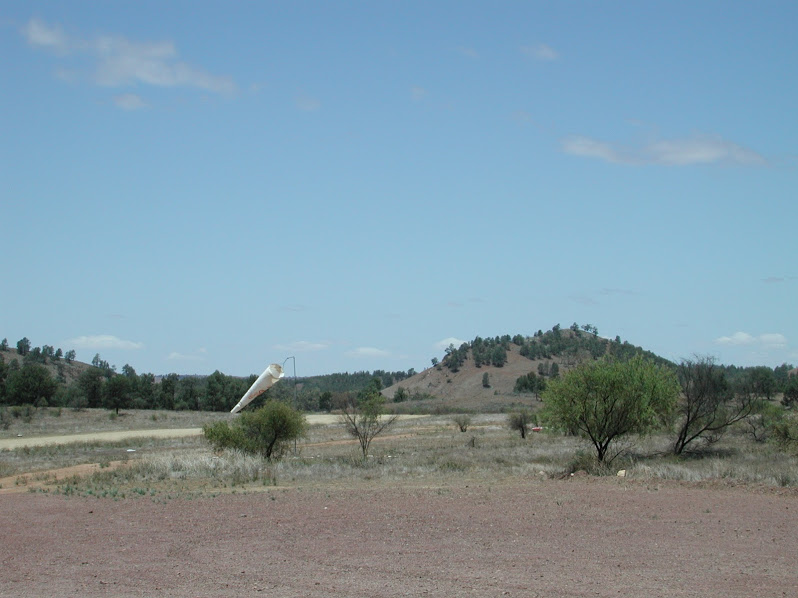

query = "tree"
[[508, 409, 534, 439], [542, 355, 679, 463], [77, 367, 105, 408], [783, 376, 798, 408], [482, 372, 490, 388], [671, 357, 757, 455], [338, 378, 398, 459], [16, 337, 31, 356], [318, 391, 333, 412], [104, 375, 131, 414], [0, 338, 8, 351], [64, 350, 76, 363], [203, 401, 306, 460], [393, 386, 409, 402], [6, 364, 58, 407]]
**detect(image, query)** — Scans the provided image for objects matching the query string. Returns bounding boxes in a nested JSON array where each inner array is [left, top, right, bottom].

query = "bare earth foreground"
[[2, 477, 796, 598]]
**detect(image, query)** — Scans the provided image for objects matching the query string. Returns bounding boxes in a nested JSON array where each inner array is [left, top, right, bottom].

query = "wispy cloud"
[[22, 18, 236, 98], [67, 335, 144, 350], [167, 351, 205, 361], [453, 46, 479, 58], [562, 133, 766, 166], [762, 276, 797, 284], [411, 86, 427, 101], [434, 337, 466, 351], [114, 93, 147, 110], [346, 347, 391, 358], [715, 331, 787, 349], [273, 341, 330, 353], [521, 43, 559, 61], [295, 94, 321, 112]]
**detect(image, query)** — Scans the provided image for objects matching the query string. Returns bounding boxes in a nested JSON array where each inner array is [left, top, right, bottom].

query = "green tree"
[[64, 349, 76, 363], [75, 367, 105, 408], [104, 375, 131, 414], [542, 356, 679, 463], [16, 337, 31, 356], [482, 372, 490, 388], [203, 400, 307, 460], [0, 338, 8, 351], [159, 373, 179, 410], [783, 376, 798, 408], [393, 386, 409, 402], [339, 378, 397, 459], [6, 364, 58, 407], [318, 390, 333, 412]]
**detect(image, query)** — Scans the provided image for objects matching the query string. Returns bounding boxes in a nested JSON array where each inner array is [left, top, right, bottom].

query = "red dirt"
[[2, 477, 796, 597]]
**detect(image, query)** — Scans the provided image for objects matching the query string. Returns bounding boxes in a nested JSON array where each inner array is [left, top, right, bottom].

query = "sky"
[[2, 1, 797, 377]]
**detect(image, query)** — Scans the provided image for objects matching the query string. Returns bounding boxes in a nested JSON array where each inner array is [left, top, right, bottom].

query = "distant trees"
[[5, 364, 57, 407], [514, 372, 546, 399], [543, 356, 679, 463]]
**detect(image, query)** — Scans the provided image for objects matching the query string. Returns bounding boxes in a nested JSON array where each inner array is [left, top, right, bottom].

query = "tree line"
[[0, 337, 415, 414]]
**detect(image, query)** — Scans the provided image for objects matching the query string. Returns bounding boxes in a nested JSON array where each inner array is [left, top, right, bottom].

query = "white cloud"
[[114, 93, 147, 110], [759, 333, 788, 349], [295, 94, 321, 112], [346, 347, 391, 358], [411, 86, 427, 101], [715, 332, 787, 349], [23, 19, 72, 53], [521, 43, 559, 61], [67, 335, 144, 350], [22, 18, 236, 96], [562, 133, 766, 166], [434, 337, 466, 351], [274, 341, 330, 353], [454, 46, 479, 58], [167, 351, 204, 361], [715, 332, 756, 346]]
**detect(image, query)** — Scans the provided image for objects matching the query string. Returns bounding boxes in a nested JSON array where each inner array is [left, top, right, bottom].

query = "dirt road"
[[0, 414, 421, 450]]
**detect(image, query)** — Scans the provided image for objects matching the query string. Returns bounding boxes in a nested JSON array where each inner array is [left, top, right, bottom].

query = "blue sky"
[[2, 1, 796, 377]]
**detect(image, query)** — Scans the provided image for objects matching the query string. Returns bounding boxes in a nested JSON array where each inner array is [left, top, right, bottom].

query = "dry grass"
[[5, 410, 798, 496]]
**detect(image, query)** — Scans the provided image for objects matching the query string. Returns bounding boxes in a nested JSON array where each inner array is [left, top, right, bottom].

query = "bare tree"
[[672, 356, 757, 454], [508, 409, 534, 439], [338, 380, 397, 459]]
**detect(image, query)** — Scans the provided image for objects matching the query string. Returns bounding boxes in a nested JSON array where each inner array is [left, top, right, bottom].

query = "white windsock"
[[230, 363, 285, 414]]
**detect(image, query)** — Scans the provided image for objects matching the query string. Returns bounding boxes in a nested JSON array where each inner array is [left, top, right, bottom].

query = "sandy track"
[[0, 414, 424, 450], [2, 478, 796, 597]]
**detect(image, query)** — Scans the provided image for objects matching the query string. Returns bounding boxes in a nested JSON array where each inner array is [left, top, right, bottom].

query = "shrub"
[[203, 401, 307, 461], [452, 415, 471, 432]]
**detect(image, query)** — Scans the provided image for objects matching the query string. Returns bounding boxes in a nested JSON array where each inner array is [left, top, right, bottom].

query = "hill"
[[382, 326, 670, 412], [0, 347, 93, 385]]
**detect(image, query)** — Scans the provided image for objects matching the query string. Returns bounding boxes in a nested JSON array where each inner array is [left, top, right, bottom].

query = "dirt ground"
[[2, 476, 796, 597]]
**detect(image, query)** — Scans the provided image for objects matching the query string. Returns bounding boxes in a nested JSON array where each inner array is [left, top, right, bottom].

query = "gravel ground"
[[2, 476, 796, 597]]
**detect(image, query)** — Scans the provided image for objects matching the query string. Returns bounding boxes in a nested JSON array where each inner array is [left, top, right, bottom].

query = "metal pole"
[[283, 356, 298, 452]]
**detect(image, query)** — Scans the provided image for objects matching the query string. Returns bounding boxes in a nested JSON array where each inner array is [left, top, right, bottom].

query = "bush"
[[452, 415, 471, 432], [203, 401, 307, 461]]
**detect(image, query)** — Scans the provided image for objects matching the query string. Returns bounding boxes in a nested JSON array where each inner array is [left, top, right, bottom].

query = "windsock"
[[230, 363, 284, 414]]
